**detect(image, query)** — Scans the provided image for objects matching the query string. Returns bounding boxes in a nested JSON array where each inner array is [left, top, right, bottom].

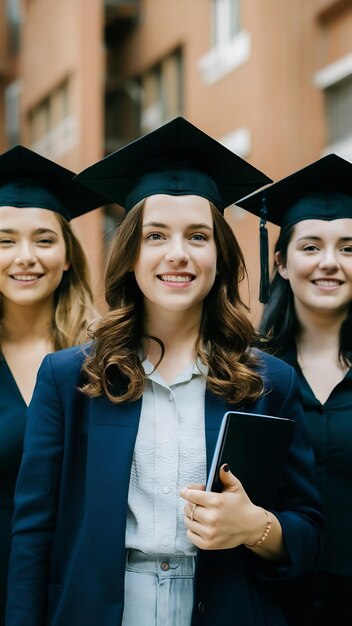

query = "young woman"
[[6, 119, 322, 626], [240, 153, 352, 625], [0, 145, 106, 626]]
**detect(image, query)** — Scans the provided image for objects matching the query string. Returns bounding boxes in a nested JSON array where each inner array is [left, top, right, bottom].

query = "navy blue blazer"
[[6, 346, 322, 626]]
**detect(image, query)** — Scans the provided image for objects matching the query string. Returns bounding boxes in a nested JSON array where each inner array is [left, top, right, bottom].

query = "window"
[[28, 79, 77, 158], [212, 0, 241, 47], [105, 81, 141, 153], [4, 80, 22, 146], [104, 48, 183, 152], [325, 76, 352, 146], [5, 0, 22, 54], [314, 53, 352, 158], [140, 49, 183, 134], [198, 0, 250, 85]]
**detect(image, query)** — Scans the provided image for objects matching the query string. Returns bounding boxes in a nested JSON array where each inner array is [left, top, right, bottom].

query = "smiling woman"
[[0, 145, 107, 626], [240, 154, 352, 626], [0, 207, 69, 311], [5, 118, 323, 626]]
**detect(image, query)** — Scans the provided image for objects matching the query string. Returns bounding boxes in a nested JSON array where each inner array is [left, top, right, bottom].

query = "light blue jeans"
[[121, 550, 196, 626]]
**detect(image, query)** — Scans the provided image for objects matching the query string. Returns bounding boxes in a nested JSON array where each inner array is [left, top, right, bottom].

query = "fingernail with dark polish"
[[223, 463, 230, 472]]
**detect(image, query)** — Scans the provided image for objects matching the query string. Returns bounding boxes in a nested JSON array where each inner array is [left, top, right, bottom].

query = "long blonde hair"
[[82, 200, 263, 405], [52, 214, 95, 349]]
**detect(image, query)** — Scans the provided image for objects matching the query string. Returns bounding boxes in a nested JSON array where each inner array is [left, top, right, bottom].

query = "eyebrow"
[[298, 235, 352, 241], [0, 228, 59, 235], [142, 221, 213, 230]]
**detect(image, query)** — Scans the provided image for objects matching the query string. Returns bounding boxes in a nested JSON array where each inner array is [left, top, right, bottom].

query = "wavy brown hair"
[[82, 199, 264, 404], [0, 213, 95, 351]]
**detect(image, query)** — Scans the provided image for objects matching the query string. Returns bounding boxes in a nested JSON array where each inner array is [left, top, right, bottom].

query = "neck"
[[142, 306, 202, 366], [2, 298, 54, 344], [144, 306, 201, 344], [295, 304, 346, 353]]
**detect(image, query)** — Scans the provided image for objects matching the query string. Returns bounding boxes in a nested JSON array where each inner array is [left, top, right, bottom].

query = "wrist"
[[244, 508, 272, 549]]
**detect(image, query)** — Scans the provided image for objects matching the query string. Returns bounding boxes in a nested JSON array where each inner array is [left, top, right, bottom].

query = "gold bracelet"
[[244, 509, 272, 548]]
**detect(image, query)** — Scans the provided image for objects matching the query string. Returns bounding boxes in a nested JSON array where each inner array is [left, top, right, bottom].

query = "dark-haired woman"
[[6, 119, 322, 626], [251, 155, 352, 625]]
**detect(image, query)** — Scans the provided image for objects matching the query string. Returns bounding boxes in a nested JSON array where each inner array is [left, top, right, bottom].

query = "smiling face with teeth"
[[276, 218, 352, 318], [133, 194, 217, 320], [0, 205, 69, 310]]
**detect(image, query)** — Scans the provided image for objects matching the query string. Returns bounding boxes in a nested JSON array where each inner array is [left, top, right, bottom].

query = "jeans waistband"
[[126, 549, 195, 576]]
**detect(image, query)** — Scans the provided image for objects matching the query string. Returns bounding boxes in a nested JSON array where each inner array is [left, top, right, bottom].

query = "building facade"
[[1, 0, 352, 319]]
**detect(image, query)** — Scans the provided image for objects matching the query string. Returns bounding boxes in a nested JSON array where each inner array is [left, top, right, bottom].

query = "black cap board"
[[0, 145, 109, 220], [237, 153, 352, 303], [75, 116, 272, 214]]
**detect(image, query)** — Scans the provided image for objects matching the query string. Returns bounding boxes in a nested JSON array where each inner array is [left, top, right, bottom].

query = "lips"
[[10, 273, 44, 282], [312, 279, 343, 287], [158, 273, 195, 283]]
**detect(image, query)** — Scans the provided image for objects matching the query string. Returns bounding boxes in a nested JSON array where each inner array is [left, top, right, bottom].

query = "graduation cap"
[[237, 154, 352, 303], [0, 145, 109, 220], [75, 116, 272, 214]]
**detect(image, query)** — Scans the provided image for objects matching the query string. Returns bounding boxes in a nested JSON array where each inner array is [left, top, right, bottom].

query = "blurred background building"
[[1, 0, 352, 320]]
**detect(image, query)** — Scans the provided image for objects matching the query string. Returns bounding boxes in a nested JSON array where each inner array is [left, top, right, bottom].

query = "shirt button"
[[162, 537, 170, 546], [169, 393, 174, 402], [163, 486, 170, 494], [164, 437, 170, 443], [197, 601, 205, 614], [160, 561, 170, 571]]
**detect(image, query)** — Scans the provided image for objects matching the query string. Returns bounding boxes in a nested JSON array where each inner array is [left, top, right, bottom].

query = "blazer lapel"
[[80, 396, 142, 590]]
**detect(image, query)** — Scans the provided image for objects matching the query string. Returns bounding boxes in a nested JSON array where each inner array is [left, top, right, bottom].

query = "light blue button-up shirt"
[[125, 358, 207, 555]]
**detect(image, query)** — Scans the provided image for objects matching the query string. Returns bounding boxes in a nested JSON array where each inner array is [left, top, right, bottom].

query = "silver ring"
[[190, 503, 197, 521]]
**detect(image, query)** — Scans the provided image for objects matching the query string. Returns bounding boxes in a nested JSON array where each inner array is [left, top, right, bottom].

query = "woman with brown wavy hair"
[[6, 119, 322, 626], [0, 145, 106, 626]]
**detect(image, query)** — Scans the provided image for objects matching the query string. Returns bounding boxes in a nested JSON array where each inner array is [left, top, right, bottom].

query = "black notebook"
[[206, 411, 295, 508]]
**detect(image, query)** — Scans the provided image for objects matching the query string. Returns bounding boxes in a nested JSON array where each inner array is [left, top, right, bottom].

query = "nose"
[[318, 247, 339, 272], [165, 237, 190, 264], [15, 240, 37, 266]]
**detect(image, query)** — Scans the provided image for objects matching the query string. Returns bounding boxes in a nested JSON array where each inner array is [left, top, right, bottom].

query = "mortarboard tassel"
[[259, 194, 270, 304]]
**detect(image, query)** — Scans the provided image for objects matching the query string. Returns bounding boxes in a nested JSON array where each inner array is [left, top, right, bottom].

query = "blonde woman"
[[0, 145, 106, 626]]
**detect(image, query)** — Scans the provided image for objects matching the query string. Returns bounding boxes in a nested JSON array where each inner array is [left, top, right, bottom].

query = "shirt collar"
[[142, 356, 208, 386]]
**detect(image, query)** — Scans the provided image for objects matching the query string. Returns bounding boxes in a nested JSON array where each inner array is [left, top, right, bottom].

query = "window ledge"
[[220, 126, 251, 158], [198, 30, 251, 85], [321, 136, 352, 162], [314, 52, 352, 88]]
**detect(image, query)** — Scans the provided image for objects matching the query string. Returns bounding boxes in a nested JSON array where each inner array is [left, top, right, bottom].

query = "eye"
[[0, 237, 15, 245], [36, 237, 55, 245], [340, 245, 352, 253], [190, 233, 207, 241], [302, 244, 319, 252], [146, 232, 164, 241]]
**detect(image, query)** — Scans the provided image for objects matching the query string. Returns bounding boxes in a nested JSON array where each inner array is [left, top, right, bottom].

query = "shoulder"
[[250, 348, 300, 407], [41, 342, 92, 387], [250, 347, 295, 380], [240, 350, 303, 423]]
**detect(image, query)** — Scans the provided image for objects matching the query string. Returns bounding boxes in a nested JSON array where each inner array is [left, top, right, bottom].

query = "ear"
[[275, 251, 288, 280], [63, 260, 70, 272]]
